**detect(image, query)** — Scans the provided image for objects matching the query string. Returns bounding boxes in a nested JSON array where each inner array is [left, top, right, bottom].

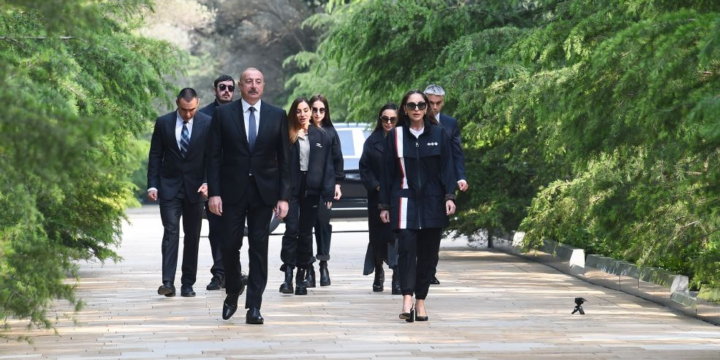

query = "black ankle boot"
[[319, 261, 331, 286], [306, 264, 316, 288], [295, 268, 308, 295], [372, 266, 385, 292], [391, 268, 401, 295], [279, 266, 294, 294]]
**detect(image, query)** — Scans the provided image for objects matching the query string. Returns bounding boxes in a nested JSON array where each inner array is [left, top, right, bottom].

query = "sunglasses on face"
[[312, 107, 326, 114], [405, 102, 427, 111], [380, 116, 397, 123], [218, 84, 235, 92]]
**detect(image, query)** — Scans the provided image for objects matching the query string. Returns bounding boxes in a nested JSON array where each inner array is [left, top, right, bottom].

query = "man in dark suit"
[[424, 84, 468, 285], [207, 68, 291, 324], [147, 88, 211, 298], [198, 74, 236, 291]]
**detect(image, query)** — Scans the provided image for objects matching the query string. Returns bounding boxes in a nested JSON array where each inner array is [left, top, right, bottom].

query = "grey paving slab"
[[2, 206, 720, 359]]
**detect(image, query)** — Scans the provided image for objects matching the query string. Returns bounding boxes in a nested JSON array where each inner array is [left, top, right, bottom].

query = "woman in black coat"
[[279, 96, 335, 296], [379, 90, 457, 322], [359, 103, 401, 294], [308, 94, 344, 287]]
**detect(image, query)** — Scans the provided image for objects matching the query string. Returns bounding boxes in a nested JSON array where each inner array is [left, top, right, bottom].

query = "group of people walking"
[[147, 67, 468, 325]]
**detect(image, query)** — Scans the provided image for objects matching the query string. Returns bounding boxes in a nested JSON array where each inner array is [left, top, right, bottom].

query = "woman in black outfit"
[[279, 96, 335, 295], [359, 103, 401, 294], [379, 90, 456, 322], [308, 94, 344, 287]]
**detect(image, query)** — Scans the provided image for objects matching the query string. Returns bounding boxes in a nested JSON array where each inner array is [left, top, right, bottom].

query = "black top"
[[290, 126, 335, 201], [322, 124, 345, 183]]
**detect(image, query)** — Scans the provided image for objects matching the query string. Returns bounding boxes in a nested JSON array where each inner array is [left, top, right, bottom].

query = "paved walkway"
[[2, 206, 720, 359]]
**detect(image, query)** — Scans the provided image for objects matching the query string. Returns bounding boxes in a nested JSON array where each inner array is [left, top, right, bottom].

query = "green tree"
[[0, 0, 181, 336]]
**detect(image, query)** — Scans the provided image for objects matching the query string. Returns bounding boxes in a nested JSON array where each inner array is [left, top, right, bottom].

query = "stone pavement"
[[2, 206, 720, 359]]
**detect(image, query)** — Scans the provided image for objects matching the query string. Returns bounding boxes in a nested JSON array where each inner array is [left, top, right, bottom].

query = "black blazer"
[[322, 125, 345, 183], [290, 126, 335, 201], [439, 113, 466, 182], [147, 110, 211, 203], [359, 130, 385, 198], [206, 99, 291, 206]]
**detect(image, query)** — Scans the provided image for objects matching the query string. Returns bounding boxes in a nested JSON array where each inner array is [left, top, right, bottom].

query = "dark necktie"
[[180, 121, 190, 158], [248, 107, 257, 151]]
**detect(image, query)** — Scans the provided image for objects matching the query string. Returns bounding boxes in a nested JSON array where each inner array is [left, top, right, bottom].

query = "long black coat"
[[290, 126, 335, 201], [147, 110, 211, 204], [379, 119, 456, 230]]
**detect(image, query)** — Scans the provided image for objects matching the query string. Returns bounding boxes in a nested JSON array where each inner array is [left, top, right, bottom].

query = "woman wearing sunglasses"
[[359, 103, 402, 294], [278, 96, 335, 295], [306, 94, 344, 288], [379, 90, 457, 322]]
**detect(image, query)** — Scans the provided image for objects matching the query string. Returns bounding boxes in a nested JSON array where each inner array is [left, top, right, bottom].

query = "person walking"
[[379, 90, 456, 322], [206, 68, 291, 325], [278, 97, 335, 295], [147, 88, 210, 298], [423, 84, 468, 285], [309, 94, 344, 287], [359, 103, 401, 294]]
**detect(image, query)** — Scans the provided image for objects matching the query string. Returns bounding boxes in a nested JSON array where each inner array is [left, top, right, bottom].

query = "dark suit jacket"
[[147, 110, 211, 203], [359, 130, 385, 195], [321, 125, 345, 183], [198, 100, 222, 118], [206, 99, 291, 206], [439, 113, 466, 182], [290, 126, 335, 201]]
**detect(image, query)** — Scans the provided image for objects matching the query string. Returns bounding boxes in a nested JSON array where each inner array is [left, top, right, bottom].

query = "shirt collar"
[[241, 98, 262, 114], [176, 111, 193, 125]]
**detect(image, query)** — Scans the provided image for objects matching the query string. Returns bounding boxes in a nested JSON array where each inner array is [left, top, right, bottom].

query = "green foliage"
[[287, 0, 720, 287], [0, 0, 181, 334]]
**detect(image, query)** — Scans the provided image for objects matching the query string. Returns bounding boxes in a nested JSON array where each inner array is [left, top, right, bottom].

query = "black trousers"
[[205, 204, 224, 278], [159, 186, 203, 286], [281, 173, 321, 269], [220, 178, 273, 309], [397, 228, 442, 300], [313, 198, 332, 261]]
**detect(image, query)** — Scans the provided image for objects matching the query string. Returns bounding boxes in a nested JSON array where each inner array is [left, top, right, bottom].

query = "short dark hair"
[[177, 88, 198, 102], [213, 75, 234, 88]]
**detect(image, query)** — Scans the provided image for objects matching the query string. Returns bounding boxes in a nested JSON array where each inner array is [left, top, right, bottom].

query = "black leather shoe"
[[222, 293, 240, 320], [372, 266, 385, 292], [206, 275, 224, 291], [305, 265, 316, 288], [295, 268, 307, 295], [279, 266, 294, 294], [181, 285, 196, 297], [430, 275, 440, 285], [319, 261, 331, 286], [246, 307, 264, 324], [157, 281, 176, 297]]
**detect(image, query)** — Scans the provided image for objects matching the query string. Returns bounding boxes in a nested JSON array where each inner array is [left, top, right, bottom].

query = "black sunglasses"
[[218, 84, 235, 92], [405, 102, 427, 111], [380, 116, 397, 123], [312, 107, 326, 114]]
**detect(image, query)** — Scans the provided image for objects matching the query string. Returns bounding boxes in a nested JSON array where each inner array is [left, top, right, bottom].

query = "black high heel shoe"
[[399, 306, 415, 322], [415, 303, 428, 321]]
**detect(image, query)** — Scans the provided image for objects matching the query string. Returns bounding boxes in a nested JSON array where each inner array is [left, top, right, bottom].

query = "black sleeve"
[[441, 129, 457, 202], [147, 116, 164, 190], [330, 127, 345, 182], [359, 137, 379, 192], [278, 110, 292, 201], [450, 121, 466, 181], [322, 133, 335, 201], [206, 110, 222, 197], [379, 129, 396, 210]]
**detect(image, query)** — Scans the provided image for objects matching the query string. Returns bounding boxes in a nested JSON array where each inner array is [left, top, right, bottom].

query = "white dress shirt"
[[241, 98, 262, 142]]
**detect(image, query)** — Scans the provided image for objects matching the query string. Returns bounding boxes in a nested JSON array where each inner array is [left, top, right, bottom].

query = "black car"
[[332, 123, 372, 218]]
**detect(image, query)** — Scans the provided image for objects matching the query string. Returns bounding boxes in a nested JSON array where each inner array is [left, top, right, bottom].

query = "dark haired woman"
[[379, 90, 456, 322], [359, 103, 401, 294], [279, 97, 335, 295], [308, 94, 344, 287]]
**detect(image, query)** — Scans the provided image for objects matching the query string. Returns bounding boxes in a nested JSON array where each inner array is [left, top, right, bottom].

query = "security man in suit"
[[207, 68, 291, 325], [423, 84, 468, 285], [147, 88, 211, 298]]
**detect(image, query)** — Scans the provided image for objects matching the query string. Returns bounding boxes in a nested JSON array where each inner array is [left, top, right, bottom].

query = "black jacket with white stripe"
[[379, 118, 456, 230]]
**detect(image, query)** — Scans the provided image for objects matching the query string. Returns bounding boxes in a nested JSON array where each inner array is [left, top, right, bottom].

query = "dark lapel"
[[166, 112, 181, 155], [187, 115, 205, 153], [230, 101, 249, 149], [257, 102, 271, 147]]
